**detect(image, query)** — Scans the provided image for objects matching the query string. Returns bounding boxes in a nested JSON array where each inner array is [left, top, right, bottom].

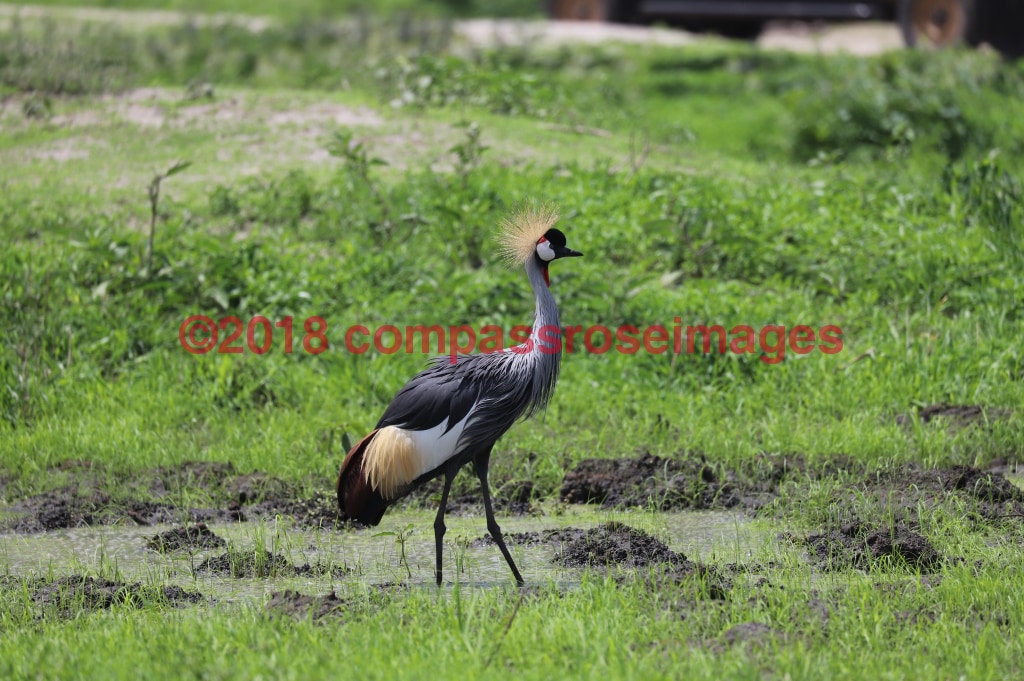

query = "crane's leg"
[[474, 447, 524, 586], [434, 465, 457, 586]]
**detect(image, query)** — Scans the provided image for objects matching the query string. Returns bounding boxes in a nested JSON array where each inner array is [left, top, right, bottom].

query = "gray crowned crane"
[[336, 204, 582, 585]]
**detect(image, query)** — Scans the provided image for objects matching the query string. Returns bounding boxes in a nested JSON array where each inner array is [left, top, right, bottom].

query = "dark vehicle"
[[545, 0, 1023, 56]]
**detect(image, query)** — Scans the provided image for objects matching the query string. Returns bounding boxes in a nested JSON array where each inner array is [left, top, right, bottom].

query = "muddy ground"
[[793, 521, 943, 572], [3, 428, 1021, 540], [264, 582, 407, 621], [0, 575, 205, 618], [196, 549, 349, 579], [0, 460, 330, 533], [0, 458, 532, 535], [1, 404, 1020, 602], [147, 523, 227, 551], [264, 589, 349, 621]]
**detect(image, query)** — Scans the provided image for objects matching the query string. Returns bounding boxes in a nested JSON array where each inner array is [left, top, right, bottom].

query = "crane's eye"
[[536, 238, 556, 262]]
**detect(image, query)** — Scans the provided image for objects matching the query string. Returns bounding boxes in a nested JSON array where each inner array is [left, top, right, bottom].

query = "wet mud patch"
[[559, 453, 799, 512], [196, 549, 349, 579], [29, 575, 202, 616], [795, 520, 943, 572], [145, 523, 227, 552]]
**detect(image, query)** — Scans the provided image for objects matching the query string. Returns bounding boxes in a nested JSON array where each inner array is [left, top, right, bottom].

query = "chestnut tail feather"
[[336, 429, 389, 526]]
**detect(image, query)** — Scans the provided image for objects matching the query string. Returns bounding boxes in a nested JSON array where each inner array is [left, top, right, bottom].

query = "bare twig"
[[834, 348, 876, 373], [147, 160, 191, 274]]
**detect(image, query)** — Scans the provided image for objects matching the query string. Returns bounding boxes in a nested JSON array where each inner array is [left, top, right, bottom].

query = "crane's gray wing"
[[375, 354, 496, 433]]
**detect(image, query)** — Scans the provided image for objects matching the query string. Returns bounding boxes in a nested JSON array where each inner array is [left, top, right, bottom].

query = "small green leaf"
[[165, 160, 192, 178]]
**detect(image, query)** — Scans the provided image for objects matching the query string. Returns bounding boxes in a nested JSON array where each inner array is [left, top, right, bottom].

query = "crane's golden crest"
[[362, 426, 420, 499], [497, 202, 560, 268]]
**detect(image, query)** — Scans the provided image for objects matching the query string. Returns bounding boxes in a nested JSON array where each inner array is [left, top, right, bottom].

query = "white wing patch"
[[363, 413, 473, 499]]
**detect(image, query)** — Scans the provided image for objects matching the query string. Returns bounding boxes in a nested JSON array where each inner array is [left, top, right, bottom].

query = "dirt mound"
[[248, 491, 341, 529], [196, 549, 292, 577], [472, 527, 586, 548], [31, 575, 202, 615], [265, 582, 404, 621], [398, 477, 535, 518], [554, 523, 729, 596], [799, 520, 943, 572], [0, 466, 334, 534], [908, 465, 1023, 503], [560, 453, 785, 512], [443, 493, 533, 517], [1, 486, 241, 533], [265, 590, 347, 621], [705, 621, 785, 652], [196, 549, 349, 578], [224, 473, 295, 504], [2, 459, 542, 535], [146, 523, 226, 552], [553, 522, 693, 569], [859, 464, 1024, 521], [895, 404, 1013, 431], [140, 460, 238, 497]]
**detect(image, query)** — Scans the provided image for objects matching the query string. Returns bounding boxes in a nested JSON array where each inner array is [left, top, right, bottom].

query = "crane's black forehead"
[[543, 228, 567, 247]]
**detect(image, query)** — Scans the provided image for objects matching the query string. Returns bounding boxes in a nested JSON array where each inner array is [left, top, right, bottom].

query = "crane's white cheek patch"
[[536, 240, 556, 262]]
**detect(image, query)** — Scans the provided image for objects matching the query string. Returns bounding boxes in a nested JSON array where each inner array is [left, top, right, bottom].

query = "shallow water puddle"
[[0, 509, 766, 602]]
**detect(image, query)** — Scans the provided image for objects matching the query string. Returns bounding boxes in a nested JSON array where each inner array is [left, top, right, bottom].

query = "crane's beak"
[[555, 246, 583, 259]]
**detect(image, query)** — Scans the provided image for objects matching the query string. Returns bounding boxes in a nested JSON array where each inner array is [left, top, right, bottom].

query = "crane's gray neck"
[[526, 257, 560, 345], [519, 256, 562, 415]]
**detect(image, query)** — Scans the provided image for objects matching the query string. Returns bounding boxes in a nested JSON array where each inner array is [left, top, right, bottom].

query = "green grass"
[[1, 4, 1024, 680], [1, 563, 1023, 679]]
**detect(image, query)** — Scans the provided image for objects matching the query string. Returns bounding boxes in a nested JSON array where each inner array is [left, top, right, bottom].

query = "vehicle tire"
[[545, 0, 633, 23], [899, 0, 975, 48]]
